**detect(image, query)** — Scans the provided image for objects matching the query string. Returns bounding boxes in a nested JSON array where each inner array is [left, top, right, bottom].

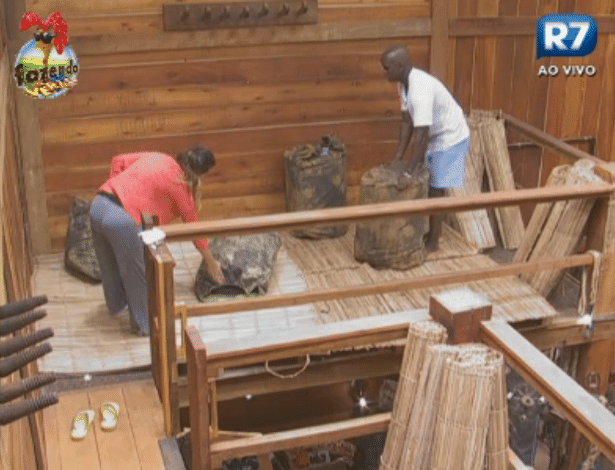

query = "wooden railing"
[[143, 115, 615, 441]]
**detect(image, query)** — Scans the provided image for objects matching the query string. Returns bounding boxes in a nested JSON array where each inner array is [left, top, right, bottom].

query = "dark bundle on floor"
[[194, 233, 282, 301], [64, 198, 101, 283]]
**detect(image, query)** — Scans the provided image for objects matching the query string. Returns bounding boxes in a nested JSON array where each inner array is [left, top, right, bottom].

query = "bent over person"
[[90, 147, 225, 336], [381, 44, 470, 252]]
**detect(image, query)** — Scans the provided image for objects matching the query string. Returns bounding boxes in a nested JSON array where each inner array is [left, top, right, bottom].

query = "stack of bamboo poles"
[[381, 338, 508, 470], [470, 110, 526, 249], [514, 160, 601, 297], [447, 116, 496, 250], [378, 320, 448, 470]]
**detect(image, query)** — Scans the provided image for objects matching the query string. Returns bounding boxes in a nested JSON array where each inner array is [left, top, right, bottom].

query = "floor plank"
[[87, 387, 141, 470], [122, 382, 166, 470], [42, 405, 62, 470], [56, 391, 101, 470]]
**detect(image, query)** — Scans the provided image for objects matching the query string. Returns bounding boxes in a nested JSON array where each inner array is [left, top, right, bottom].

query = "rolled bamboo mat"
[[378, 321, 447, 470], [400, 344, 459, 470], [430, 347, 499, 470], [447, 117, 496, 250], [479, 115, 525, 249], [487, 352, 509, 470], [513, 165, 570, 264], [517, 160, 601, 297]]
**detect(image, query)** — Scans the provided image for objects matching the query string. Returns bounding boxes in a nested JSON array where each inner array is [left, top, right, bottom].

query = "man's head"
[[381, 45, 413, 83]]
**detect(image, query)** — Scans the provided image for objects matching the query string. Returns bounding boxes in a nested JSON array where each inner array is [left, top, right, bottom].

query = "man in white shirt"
[[381, 45, 470, 252]]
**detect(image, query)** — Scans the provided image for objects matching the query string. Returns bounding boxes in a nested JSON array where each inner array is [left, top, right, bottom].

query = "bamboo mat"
[[33, 223, 556, 374], [33, 243, 317, 373], [282, 225, 557, 324], [447, 117, 496, 250]]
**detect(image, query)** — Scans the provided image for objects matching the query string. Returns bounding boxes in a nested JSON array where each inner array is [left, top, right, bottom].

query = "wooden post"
[[429, 287, 492, 344], [563, 164, 615, 470], [4, 0, 50, 254], [429, 0, 449, 83], [185, 326, 211, 470], [142, 214, 161, 394], [142, 214, 180, 436]]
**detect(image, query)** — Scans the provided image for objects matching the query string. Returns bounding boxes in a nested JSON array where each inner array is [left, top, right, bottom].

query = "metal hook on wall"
[[278, 3, 290, 16], [201, 6, 212, 20], [259, 3, 269, 17], [220, 5, 231, 19], [180, 6, 190, 21]]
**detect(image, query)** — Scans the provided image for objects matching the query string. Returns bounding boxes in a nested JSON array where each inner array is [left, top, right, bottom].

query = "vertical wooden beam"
[[142, 214, 161, 395], [4, 0, 50, 254], [142, 218, 179, 436], [429, 0, 449, 83], [185, 326, 211, 470], [161, 243, 180, 436]]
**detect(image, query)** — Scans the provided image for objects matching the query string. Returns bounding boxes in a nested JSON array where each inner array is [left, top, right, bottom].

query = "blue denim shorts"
[[425, 138, 470, 189]]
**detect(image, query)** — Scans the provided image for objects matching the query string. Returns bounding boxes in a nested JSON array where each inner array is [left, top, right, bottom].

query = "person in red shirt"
[[90, 146, 224, 336]]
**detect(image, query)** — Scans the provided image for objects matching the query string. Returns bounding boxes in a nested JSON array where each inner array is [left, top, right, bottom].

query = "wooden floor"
[[43, 380, 166, 470]]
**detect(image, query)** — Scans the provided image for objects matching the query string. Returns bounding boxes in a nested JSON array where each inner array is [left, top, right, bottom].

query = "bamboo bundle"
[[479, 115, 525, 249], [400, 344, 459, 470], [378, 321, 447, 470], [486, 352, 509, 470], [513, 165, 570, 264], [430, 348, 498, 470], [447, 117, 496, 250], [517, 160, 600, 296]]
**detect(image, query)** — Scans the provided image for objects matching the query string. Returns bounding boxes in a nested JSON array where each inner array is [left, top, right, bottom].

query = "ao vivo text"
[[538, 64, 596, 77]]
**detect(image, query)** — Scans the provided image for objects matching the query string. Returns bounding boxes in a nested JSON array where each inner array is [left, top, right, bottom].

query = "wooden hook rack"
[[163, 0, 318, 31]]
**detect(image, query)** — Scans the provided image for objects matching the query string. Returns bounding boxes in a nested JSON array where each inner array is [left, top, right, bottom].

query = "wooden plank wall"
[[34, 0, 431, 251], [0, 1, 40, 468], [449, 0, 615, 185], [23, 0, 615, 251]]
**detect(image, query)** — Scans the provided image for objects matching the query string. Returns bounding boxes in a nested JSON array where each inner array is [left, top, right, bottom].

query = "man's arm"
[[406, 126, 430, 174], [393, 111, 413, 161]]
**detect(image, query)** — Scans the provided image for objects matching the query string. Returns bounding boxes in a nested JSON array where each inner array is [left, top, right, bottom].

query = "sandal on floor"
[[100, 402, 120, 431], [71, 410, 95, 441]]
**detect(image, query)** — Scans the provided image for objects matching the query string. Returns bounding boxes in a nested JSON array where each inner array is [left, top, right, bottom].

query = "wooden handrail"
[[481, 320, 615, 463], [185, 253, 595, 317], [159, 184, 614, 242], [503, 112, 604, 165]]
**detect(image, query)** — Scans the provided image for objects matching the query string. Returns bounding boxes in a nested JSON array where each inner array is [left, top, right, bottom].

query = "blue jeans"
[[89, 195, 149, 335]]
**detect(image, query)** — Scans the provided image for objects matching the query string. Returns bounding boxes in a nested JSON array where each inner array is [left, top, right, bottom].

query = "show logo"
[[13, 12, 78, 99], [536, 14, 598, 77]]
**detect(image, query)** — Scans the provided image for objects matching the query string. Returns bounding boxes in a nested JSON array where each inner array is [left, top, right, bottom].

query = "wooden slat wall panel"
[[29, 0, 615, 251], [39, 18, 428, 249]]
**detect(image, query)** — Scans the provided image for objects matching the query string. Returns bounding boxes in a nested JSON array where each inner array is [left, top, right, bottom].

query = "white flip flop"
[[71, 409, 95, 440], [100, 402, 120, 431]]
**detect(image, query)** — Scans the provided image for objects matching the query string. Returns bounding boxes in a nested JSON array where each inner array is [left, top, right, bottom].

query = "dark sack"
[[354, 162, 430, 270], [195, 233, 282, 301], [64, 198, 101, 283], [284, 134, 348, 239]]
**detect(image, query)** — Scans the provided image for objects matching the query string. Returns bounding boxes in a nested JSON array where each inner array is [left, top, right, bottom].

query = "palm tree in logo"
[[20, 12, 68, 82]]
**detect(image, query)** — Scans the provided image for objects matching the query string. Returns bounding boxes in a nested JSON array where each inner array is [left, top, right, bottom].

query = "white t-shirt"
[[397, 68, 470, 154]]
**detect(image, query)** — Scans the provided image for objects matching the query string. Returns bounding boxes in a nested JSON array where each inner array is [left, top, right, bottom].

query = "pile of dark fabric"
[[194, 233, 282, 301], [284, 134, 348, 239], [64, 198, 101, 283]]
